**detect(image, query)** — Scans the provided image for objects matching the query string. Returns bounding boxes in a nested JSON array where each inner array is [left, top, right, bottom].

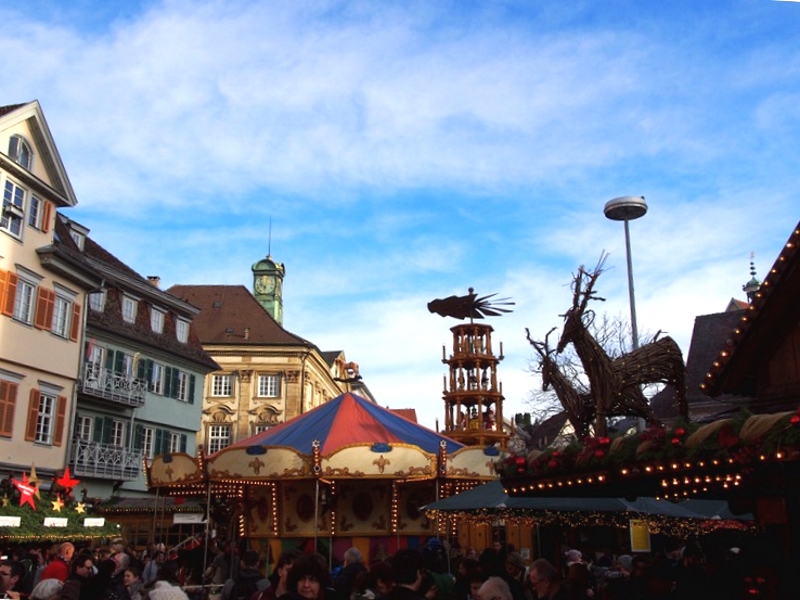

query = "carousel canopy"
[[227, 391, 464, 455]]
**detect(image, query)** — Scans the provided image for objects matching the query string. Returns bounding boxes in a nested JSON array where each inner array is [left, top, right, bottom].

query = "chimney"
[[244, 327, 250, 341], [147, 276, 161, 288]]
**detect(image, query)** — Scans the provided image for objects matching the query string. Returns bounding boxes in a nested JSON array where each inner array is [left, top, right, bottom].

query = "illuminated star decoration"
[[75, 502, 86, 514], [51, 496, 65, 512], [12, 473, 37, 510], [28, 464, 42, 499], [56, 467, 80, 492]]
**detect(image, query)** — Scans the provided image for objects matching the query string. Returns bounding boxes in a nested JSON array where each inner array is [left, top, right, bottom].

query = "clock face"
[[255, 275, 276, 294]]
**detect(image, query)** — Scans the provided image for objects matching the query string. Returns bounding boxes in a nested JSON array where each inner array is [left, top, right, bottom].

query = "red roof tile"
[[166, 284, 313, 346]]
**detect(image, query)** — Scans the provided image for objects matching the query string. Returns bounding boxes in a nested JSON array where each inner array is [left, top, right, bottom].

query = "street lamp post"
[[603, 196, 648, 351]]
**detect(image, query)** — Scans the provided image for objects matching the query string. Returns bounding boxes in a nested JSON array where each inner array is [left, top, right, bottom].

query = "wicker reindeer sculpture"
[[526, 326, 594, 439], [556, 257, 688, 437]]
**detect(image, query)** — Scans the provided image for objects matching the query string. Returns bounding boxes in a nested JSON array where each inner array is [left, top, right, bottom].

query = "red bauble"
[[674, 428, 686, 437], [671, 437, 681, 445], [548, 459, 559, 469], [594, 449, 606, 459], [790, 415, 800, 425]]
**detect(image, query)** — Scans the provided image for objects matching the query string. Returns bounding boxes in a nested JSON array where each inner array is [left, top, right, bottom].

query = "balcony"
[[81, 363, 147, 407], [68, 438, 144, 481]]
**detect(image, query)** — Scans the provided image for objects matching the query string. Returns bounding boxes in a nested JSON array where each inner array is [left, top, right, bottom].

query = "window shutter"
[[1, 271, 18, 317], [145, 359, 154, 382], [69, 302, 81, 341], [34, 288, 54, 330], [155, 429, 166, 454], [0, 380, 18, 437], [25, 389, 41, 441], [134, 424, 143, 449], [102, 417, 113, 444], [137, 357, 147, 379], [115, 351, 125, 374], [188, 374, 196, 404], [180, 434, 187, 453], [105, 349, 115, 371], [41, 201, 53, 233], [93, 417, 105, 443], [53, 395, 67, 446], [164, 367, 173, 397]]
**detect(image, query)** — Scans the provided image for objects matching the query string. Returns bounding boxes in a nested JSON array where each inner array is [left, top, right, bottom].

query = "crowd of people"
[[0, 536, 788, 600]]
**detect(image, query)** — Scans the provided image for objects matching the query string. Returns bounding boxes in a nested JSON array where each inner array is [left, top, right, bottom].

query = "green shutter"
[[155, 429, 165, 454], [93, 417, 105, 443], [134, 424, 144, 449], [164, 367, 173, 397], [114, 351, 125, 374], [180, 434, 187, 453], [188, 374, 196, 404], [105, 350, 115, 371], [170, 369, 179, 399], [102, 418, 113, 444]]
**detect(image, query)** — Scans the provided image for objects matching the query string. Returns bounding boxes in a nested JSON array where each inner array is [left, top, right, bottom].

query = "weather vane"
[[427, 288, 514, 323]]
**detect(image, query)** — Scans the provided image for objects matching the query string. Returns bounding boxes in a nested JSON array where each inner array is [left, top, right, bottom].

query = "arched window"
[[8, 135, 33, 170]]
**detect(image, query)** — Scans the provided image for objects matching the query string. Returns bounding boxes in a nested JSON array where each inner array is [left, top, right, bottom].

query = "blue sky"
[[3, 0, 799, 430]]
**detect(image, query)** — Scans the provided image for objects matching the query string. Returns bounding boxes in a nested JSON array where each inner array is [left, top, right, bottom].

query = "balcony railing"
[[81, 363, 147, 407], [68, 438, 144, 480]]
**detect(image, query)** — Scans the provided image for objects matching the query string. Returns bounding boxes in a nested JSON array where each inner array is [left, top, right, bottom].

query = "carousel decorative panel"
[[334, 481, 391, 535], [245, 484, 278, 538], [396, 481, 436, 534], [280, 480, 331, 537]]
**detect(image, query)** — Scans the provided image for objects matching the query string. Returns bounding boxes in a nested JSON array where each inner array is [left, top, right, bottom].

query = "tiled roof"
[[651, 309, 746, 420], [391, 408, 418, 423], [0, 103, 27, 118], [60, 216, 218, 371], [703, 221, 800, 398], [166, 284, 313, 347]]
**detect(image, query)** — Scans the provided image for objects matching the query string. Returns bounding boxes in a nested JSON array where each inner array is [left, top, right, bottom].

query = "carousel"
[[147, 392, 503, 564]]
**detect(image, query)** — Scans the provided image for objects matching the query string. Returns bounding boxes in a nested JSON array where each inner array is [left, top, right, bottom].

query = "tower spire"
[[742, 251, 761, 303]]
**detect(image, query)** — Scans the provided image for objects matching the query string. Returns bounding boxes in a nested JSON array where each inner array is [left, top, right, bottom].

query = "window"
[[110, 420, 126, 447], [254, 424, 270, 435], [150, 362, 164, 395], [34, 393, 56, 444], [89, 291, 105, 312], [176, 318, 189, 343], [8, 135, 32, 170], [69, 230, 85, 250], [169, 432, 187, 454], [13, 279, 35, 324], [207, 424, 231, 454], [122, 296, 138, 323], [177, 371, 189, 402], [75, 415, 93, 441], [211, 374, 232, 397], [141, 427, 155, 458], [28, 195, 42, 229], [51, 295, 71, 338], [150, 307, 165, 333], [2, 179, 26, 238], [257, 374, 280, 398], [0, 379, 18, 438]]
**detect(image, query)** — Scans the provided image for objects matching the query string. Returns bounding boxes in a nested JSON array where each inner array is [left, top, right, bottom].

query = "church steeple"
[[742, 252, 761, 304], [252, 254, 285, 325]]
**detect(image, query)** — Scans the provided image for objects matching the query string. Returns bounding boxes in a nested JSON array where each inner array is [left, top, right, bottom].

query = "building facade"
[[60, 216, 219, 500], [0, 101, 101, 485], [168, 261, 359, 454]]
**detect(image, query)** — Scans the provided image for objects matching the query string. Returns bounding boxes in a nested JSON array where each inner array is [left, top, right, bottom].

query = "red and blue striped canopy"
[[228, 392, 463, 455]]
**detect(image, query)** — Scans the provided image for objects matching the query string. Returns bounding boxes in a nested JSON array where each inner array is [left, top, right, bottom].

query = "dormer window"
[[150, 307, 165, 333], [176, 318, 189, 343], [8, 135, 33, 170], [122, 295, 138, 324], [69, 230, 85, 250]]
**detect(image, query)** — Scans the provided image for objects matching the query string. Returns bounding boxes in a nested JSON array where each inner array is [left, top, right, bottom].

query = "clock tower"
[[252, 254, 285, 325]]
